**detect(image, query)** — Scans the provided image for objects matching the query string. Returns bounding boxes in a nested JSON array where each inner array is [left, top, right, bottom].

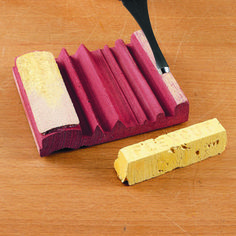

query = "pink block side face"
[[13, 30, 189, 156]]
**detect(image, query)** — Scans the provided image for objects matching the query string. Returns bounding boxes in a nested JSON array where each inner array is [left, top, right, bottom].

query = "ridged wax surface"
[[114, 118, 227, 185], [13, 31, 189, 156]]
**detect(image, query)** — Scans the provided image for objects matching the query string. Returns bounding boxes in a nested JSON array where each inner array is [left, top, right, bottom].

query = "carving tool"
[[120, 0, 169, 74]]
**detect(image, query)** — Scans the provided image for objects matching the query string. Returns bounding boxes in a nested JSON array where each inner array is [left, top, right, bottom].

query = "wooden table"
[[0, 0, 235, 235]]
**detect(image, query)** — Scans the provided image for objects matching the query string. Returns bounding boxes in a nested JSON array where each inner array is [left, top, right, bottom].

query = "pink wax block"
[[13, 31, 189, 156]]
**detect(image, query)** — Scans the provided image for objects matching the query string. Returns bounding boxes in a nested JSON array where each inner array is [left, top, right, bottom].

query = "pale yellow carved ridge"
[[16, 51, 79, 133], [16, 51, 64, 106]]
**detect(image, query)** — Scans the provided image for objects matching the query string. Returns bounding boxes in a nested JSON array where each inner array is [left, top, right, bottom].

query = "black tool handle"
[[121, 0, 169, 73]]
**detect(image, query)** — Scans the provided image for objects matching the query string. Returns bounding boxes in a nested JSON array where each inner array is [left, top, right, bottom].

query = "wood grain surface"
[[0, 0, 235, 235]]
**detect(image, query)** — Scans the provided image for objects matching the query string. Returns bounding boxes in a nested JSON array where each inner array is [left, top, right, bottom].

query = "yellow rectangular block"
[[114, 118, 227, 185]]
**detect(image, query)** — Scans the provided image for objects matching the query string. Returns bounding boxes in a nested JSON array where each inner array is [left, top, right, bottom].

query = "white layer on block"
[[134, 30, 187, 105], [16, 51, 79, 134], [114, 118, 227, 185]]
